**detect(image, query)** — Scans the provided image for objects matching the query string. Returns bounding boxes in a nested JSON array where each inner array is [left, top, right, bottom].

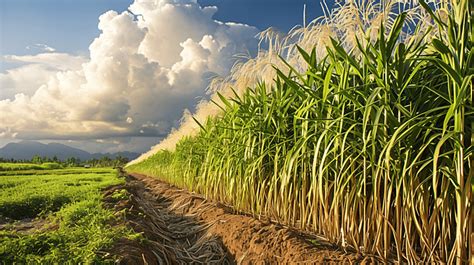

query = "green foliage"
[[127, 1, 473, 263], [0, 202, 127, 264], [0, 168, 137, 263], [0, 170, 119, 219], [40, 162, 63, 170], [1, 154, 131, 168], [0, 167, 115, 176], [83, 155, 130, 168], [0, 163, 63, 171], [110, 189, 129, 201]]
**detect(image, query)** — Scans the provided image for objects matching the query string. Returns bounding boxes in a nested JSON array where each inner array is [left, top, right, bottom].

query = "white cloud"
[[3, 53, 86, 70], [26, 43, 56, 53], [1, 53, 86, 99], [0, 0, 258, 145]]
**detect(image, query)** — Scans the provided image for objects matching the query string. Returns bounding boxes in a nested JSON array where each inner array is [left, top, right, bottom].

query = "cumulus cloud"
[[1, 53, 86, 99], [0, 0, 258, 147]]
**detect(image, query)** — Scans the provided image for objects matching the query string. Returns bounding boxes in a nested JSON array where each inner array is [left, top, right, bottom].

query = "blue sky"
[[1, 0, 132, 57], [1, 0, 326, 57]]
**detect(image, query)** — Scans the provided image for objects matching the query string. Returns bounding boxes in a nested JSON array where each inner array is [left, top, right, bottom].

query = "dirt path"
[[105, 172, 377, 264]]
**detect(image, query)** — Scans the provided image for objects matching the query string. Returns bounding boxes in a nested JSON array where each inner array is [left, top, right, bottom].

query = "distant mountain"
[[0, 141, 139, 161]]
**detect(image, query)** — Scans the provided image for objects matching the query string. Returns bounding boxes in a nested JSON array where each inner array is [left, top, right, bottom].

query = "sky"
[[0, 0, 327, 153]]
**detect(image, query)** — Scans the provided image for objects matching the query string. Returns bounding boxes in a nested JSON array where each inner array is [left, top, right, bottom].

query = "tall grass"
[[127, 0, 472, 263]]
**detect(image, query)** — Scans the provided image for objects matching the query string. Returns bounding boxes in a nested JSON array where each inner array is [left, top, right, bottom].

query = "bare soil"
[[105, 172, 379, 264], [0, 217, 54, 234]]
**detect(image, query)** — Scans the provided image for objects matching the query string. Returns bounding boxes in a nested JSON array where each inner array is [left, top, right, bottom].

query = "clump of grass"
[[127, 0, 473, 263], [40, 162, 63, 170], [110, 189, 129, 201]]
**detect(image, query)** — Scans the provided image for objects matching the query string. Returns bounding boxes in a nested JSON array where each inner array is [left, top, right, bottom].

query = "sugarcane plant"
[[127, 0, 473, 262]]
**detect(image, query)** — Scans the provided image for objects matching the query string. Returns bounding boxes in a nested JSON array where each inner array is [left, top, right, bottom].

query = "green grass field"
[[0, 162, 63, 171], [0, 165, 138, 263]]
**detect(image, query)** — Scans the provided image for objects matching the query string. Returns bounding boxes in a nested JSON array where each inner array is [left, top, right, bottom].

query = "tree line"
[[0, 155, 130, 168]]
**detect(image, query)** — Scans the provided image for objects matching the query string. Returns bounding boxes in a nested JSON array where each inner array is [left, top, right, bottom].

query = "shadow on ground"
[[104, 172, 379, 264]]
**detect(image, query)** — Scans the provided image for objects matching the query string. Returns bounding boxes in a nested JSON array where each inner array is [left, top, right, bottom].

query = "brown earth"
[[0, 217, 54, 234], [105, 172, 380, 264]]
